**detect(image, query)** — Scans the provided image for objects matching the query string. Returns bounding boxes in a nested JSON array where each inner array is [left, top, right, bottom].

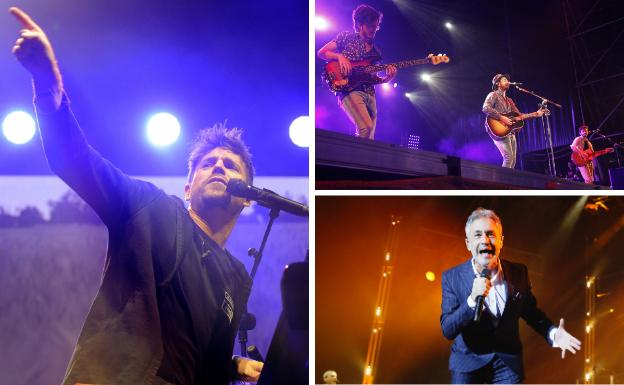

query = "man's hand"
[[337, 54, 352, 76], [499, 116, 513, 126], [470, 276, 491, 303], [9, 6, 63, 110], [535, 109, 546, 117], [235, 356, 264, 382], [554, 318, 582, 359], [382, 64, 397, 83]]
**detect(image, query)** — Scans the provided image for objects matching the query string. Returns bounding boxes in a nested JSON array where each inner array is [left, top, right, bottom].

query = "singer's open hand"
[[234, 356, 264, 382], [554, 318, 581, 359]]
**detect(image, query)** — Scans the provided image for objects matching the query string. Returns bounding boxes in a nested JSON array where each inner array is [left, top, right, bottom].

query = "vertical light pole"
[[584, 276, 596, 384], [362, 216, 401, 384]]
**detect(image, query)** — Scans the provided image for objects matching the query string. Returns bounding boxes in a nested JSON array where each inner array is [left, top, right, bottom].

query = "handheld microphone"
[[509, 82, 523, 86], [473, 268, 491, 322], [246, 345, 264, 362], [226, 179, 309, 217]]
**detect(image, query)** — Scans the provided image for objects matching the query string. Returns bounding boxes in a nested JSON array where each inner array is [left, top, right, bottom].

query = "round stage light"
[[445, 22, 453, 30], [289, 115, 312, 148], [421, 73, 432, 82], [146, 112, 180, 147], [315, 16, 330, 31], [2, 111, 36, 144], [426, 271, 436, 282]]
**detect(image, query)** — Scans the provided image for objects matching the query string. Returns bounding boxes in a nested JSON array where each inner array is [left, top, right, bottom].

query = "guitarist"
[[482, 74, 545, 168], [570, 125, 597, 184], [317, 4, 397, 140]]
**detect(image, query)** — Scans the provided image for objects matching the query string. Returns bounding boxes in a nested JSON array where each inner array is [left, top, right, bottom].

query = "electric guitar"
[[322, 53, 450, 93], [571, 147, 614, 167], [485, 108, 548, 139]]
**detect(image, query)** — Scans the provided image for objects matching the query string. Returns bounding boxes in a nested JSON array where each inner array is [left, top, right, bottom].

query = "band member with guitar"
[[317, 4, 396, 140], [483, 74, 545, 168], [570, 124, 614, 184]]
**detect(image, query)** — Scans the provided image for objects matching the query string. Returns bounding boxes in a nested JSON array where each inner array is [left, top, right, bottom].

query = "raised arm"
[[9, 7, 159, 228]]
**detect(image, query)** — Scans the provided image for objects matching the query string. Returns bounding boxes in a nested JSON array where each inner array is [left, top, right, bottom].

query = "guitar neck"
[[362, 58, 430, 73]]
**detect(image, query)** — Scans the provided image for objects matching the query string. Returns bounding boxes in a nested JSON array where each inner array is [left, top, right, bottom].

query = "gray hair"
[[465, 207, 502, 237]]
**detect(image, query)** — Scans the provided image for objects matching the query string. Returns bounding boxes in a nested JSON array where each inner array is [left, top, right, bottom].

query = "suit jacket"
[[440, 258, 555, 378]]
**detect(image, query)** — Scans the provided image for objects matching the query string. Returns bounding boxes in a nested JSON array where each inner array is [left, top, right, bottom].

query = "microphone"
[[473, 268, 491, 322], [246, 345, 264, 362], [509, 82, 523, 86], [227, 179, 309, 217]]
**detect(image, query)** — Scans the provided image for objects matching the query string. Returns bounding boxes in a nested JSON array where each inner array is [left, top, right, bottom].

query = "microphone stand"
[[237, 207, 281, 365], [514, 85, 562, 177], [589, 129, 623, 168]]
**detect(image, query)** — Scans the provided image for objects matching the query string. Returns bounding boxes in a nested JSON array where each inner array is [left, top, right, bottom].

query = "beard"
[[200, 189, 232, 209]]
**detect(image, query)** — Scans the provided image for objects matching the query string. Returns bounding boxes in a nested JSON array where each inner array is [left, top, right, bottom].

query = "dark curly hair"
[[187, 122, 254, 184], [352, 4, 383, 32]]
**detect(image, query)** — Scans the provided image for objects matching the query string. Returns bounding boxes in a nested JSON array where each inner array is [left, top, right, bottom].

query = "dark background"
[[315, 0, 624, 181], [0, 0, 308, 177], [316, 196, 624, 384]]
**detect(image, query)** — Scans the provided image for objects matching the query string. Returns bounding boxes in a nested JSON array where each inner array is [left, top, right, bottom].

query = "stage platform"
[[316, 129, 610, 190]]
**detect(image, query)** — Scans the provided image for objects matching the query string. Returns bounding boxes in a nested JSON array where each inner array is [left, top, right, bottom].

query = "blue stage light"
[[2, 111, 36, 144], [315, 16, 330, 31], [146, 112, 180, 147], [289, 116, 312, 148]]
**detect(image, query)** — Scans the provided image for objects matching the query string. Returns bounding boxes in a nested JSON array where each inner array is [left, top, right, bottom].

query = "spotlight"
[[315, 16, 330, 31], [425, 271, 436, 282], [146, 112, 180, 147], [381, 83, 391, 91], [2, 111, 36, 144], [393, 82, 398, 88], [421, 73, 432, 82], [289, 115, 312, 148], [445, 22, 453, 30]]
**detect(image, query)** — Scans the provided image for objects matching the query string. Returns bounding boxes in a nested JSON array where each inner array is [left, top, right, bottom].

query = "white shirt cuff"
[[467, 296, 477, 309]]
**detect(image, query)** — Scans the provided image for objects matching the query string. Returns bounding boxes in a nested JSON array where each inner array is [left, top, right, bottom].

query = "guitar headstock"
[[427, 53, 450, 65]]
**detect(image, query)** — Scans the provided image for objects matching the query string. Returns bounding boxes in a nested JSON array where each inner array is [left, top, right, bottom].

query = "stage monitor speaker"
[[609, 167, 624, 189]]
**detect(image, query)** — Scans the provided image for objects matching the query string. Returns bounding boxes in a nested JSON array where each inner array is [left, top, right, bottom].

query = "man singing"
[[317, 4, 397, 140], [483, 74, 545, 168], [9, 7, 263, 385], [440, 208, 581, 384]]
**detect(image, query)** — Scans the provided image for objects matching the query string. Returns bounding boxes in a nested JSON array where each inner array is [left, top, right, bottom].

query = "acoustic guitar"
[[486, 108, 548, 139], [322, 53, 450, 93]]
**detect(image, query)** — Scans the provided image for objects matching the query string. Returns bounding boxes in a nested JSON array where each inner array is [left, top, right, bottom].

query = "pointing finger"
[[9, 7, 41, 31], [561, 349, 565, 359], [559, 318, 565, 329]]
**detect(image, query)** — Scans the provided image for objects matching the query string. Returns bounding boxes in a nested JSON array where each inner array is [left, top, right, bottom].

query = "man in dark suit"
[[441, 208, 581, 384]]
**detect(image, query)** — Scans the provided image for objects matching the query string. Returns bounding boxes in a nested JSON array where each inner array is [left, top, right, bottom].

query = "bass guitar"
[[322, 53, 450, 93], [485, 108, 548, 139], [571, 148, 614, 167]]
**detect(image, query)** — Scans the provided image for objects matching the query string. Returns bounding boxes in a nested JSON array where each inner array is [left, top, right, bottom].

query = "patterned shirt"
[[333, 31, 383, 96], [482, 90, 521, 122]]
